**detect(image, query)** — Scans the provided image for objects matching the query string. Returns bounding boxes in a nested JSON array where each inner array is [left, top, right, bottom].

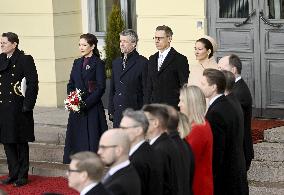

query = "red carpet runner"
[[0, 175, 78, 195]]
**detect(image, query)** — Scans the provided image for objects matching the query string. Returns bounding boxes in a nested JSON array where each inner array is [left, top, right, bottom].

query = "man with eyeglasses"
[[120, 108, 163, 195], [145, 25, 189, 110], [67, 151, 111, 195], [97, 129, 141, 195]]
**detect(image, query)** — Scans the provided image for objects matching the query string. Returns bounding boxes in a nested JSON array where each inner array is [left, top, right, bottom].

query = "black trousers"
[[3, 143, 29, 180]]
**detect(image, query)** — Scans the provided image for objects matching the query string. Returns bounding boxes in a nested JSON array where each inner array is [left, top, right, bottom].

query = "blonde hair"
[[180, 85, 206, 125], [178, 112, 190, 138]]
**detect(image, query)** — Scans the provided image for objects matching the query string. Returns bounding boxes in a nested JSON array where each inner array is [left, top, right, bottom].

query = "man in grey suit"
[[218, 54, 254, 170]]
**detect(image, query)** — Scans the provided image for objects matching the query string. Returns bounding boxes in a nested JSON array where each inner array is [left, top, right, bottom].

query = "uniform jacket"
[[108, 50, 148, 127], [0, 48, 38, 143], [206, 95, 248, 195], [63, 54, 107, 164], [232, 78, 254, 170], [145, 48, 189, 109]]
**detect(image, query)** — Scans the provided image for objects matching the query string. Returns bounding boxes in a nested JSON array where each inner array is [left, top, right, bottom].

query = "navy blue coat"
[[108, 50, 148, 127], [63, 54, 107, 164]]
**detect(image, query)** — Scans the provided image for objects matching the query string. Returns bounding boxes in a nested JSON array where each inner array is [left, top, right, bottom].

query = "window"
[[219, 0, 249, 18], [88, 0, 136, 34], [268, 0, 284, 19]]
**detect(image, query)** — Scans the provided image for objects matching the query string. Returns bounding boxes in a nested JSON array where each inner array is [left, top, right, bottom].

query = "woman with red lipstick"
[[188, 35, 219, 86], [63, 33, 108, 164]]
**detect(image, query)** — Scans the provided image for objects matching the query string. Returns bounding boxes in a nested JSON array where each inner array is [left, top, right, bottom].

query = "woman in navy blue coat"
[[63, 33, 107, 164]]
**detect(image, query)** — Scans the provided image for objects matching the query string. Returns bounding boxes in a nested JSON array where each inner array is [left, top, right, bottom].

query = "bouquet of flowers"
[[64, 88, 85, 113]]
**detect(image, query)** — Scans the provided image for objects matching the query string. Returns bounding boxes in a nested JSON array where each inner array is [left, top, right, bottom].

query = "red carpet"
[[0, 175, 78, 195], [251, 118, 284, 144]]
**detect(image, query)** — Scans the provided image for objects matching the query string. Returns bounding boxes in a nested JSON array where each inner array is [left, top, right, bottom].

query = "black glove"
[[108, 114, 114, 122]]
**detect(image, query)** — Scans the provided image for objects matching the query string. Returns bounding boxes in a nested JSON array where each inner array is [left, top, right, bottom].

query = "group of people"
[[0, 24, 254, 195]]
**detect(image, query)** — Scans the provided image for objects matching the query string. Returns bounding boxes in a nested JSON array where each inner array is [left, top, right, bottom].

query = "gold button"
[[13, 65, 15, 68], [9, 92, 12, 94], [9, 101, 11, 103], [0, 92, 1, 94], [11, 83, 13, 85], [0, 83, 1, 85], [0, 101, 2, 103], [12, 74, 14, 76]]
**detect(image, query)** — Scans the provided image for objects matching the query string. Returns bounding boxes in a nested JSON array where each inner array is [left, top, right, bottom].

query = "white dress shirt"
[[80, 182, 97, 195], [209, 94, 223, 107], [129, 140, 145, 156]]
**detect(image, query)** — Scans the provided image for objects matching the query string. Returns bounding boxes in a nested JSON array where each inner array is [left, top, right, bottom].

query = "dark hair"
[[203, 68, 226, 94], [122, 108, 149, 134], [160, 104, 179, 132], [229, 54, 242, 74], [142, 104, 169, 130], [196, 38, 214, 58], [2, 32, 19, 47], [222, 70, 235, 93], [156, 25, 173, 37], [80, 33, 100, 58]]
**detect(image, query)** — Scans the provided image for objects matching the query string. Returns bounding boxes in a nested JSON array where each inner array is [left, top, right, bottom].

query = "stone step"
[[34, 123, 66, 145], [248, 161, 284, 182], [253, 142, 284, 161], [0, 143, 64, 163], [249, 181, 284, 195], [0, 159, 68, 177], [264, 127, 284, 143]]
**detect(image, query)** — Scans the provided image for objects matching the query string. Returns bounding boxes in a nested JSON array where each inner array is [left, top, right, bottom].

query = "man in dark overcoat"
[[0, 32, 39, 187], [108, 29, 148, 128], [218, 54, 254, 170], [145, 25, 189, 109], [200, 69, 248, 195]]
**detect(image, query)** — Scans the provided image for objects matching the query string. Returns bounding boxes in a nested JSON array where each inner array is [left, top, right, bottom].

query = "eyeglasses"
[[99, 145, 118, 149], [153, 36, 167, 41], [120, 125, 140, 130], [67, 169, 82, 174]]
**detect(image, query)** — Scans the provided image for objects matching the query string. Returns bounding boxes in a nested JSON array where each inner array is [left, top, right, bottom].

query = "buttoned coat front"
[[0, 49, 38, 143], [108, 50, 148, 127]]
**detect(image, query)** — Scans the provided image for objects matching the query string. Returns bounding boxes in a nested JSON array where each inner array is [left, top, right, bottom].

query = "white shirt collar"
[[129, 140, 145, 156], [149, 134, 162, 145], [209, 94, 223, 107], [108, 160, 130, 176], [235, 75, 241, 82], [80, 182, 97, 195], [159, 47, 171, 58]]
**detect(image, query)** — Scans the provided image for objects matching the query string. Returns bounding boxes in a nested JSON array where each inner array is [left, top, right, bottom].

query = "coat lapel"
[[0, 49, 20, 72], [158, 48, 176, 74], [207, 95, 225, 112], [120, 55, 136, 78]]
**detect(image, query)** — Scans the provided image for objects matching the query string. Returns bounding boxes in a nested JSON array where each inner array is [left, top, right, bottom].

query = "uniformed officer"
[[0, 32, 38, 187], [108, 29, 148, 128]]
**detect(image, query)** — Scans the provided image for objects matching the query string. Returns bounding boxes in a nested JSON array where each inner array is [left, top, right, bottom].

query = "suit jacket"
[[206, 95, 248, 195], [0, 49, 38, 143], [85, 182, 112, 195], [104, 164, 141, 195], [151, 132, 181, 195], [232, 78, 254, 170], [108, 50, 148, 127], [145, 48, 189, 109], [130, 142, 163, 195]]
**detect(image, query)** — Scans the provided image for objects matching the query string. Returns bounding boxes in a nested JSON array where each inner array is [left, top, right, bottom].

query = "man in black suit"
[[108, 29, 148, 127], [67, 151, 111, 195], [145, 25, 189, 109], [98, 129, 141, 195], [142, 104, 181, 195], [0, 32, 39, 187], [200, 69, 248, 195], [218, 54, 254, 170], [120, 108, 163, 195]]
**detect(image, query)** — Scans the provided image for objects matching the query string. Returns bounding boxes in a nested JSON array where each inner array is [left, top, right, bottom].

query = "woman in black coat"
[[63, 33, 107, 164]]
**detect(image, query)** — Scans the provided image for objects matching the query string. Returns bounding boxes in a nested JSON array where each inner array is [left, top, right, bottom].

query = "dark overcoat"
[[63, 54, 107, 163], [232, 78, 254, 170], [145, 48, 189, 109], [0, 49, 38, 143], [85, 182, 112, 195], [206, 95, 248, 195], [108, 50, 148, 127]]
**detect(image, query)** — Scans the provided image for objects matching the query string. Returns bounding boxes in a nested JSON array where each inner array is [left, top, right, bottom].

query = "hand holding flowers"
[[64, 89, 86, 113]]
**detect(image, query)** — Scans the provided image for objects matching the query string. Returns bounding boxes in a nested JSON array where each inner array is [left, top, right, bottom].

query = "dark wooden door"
[[207, 0, 284, 118]]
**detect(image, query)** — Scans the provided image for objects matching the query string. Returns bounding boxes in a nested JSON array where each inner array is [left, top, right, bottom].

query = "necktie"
[[158, 54, 164, 71], [122, 55, 127, 70]]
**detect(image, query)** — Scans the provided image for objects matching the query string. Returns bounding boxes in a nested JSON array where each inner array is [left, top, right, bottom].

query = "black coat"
[[104, 164, 141, 195], [232, 78, 254, 170], [0, 49, 38, 143], [151, 132, 181, 195], [129, 141, 163, 195], [85, 182, 112, 195], [108, 50, 148, 127], [145, 48, 189, 109], [168, 131, 194, 195], [206, 95, 248, 195], [63, 54, 107, 163]]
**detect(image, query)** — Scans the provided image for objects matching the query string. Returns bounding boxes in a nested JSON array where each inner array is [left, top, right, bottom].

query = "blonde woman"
[[178, 85, 213, 195]]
